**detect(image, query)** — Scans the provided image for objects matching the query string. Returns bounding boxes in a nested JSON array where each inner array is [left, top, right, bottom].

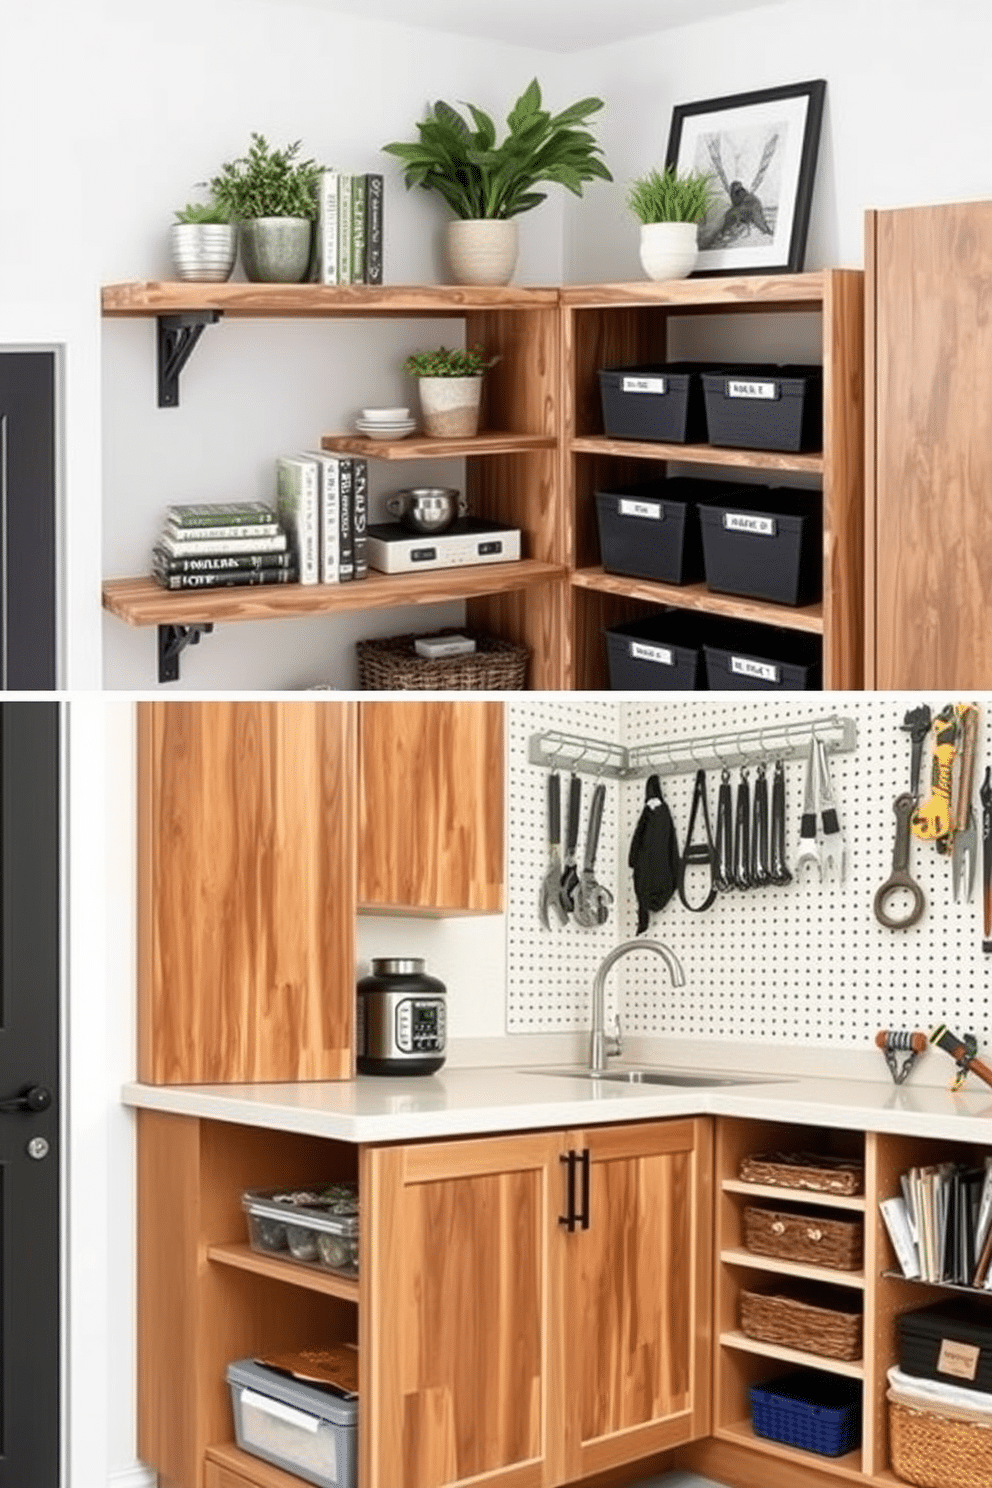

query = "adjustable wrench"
[[900, 703, 932, 802], [951, 703, 979, 900]]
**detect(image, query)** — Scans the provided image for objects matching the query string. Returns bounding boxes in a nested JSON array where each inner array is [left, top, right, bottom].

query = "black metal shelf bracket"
[[157, 312, 222, 408], [157, 623, 214, 683]]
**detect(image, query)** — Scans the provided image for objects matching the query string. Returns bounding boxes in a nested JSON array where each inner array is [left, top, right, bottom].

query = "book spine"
[[365, 174, 383, 285], [152, 568, 299, 591], [338, 458, 354, 581], [879, 1196, 921, 1279], [158, 532, 289, 556], [352, 457, 368, 580], [165, 503, 276, 528], [318, 170, 340, 285], [275, 457, 320, 584], [162, 521, 282, 542], [319, 455, 340, 584], [338, 174, 352, 285], [152, 549, 293, 574], [350, 174, 367, 285]]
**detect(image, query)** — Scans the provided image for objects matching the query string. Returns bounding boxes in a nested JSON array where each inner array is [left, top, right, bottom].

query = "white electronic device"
[[366, 517, 521, 575]]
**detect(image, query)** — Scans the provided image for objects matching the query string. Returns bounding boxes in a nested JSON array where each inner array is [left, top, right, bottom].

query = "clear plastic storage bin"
[[227, 1357, 357, 1488], [242, 1183, 359, 1277]]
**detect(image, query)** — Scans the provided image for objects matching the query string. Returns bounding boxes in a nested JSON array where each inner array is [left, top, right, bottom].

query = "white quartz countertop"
[[121, 1062, 992, 1145]]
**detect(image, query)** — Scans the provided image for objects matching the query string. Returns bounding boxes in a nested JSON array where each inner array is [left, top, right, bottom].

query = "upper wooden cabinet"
[[358, 700, 504, 914], [867, 202, 992, 687], [137, 701, 357, 1084]]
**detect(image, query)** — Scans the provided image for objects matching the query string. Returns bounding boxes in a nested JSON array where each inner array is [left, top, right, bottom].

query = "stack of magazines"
[[879, 1157, 992, 1286], [151, 502, 297, 590]]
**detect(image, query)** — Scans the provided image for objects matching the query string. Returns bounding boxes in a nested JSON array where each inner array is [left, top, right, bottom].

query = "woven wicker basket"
[[356, 631, 528, 691], [889, 1398, 992, 1488], [739, 1151, 864, 1196], [743, 1204, 863, 1271], [740, 1287, 863, 1361]]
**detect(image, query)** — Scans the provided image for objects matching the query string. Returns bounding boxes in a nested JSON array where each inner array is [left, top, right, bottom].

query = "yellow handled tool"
[[912, 706, 958, 843]]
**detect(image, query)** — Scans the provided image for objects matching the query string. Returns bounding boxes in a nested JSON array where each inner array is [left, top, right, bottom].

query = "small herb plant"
[[403, 346, 499, 378], [208, 133, 323, 221], [626, 166, 716, 225], [383, 78, 611, 220], [173, 200, 231, 225]]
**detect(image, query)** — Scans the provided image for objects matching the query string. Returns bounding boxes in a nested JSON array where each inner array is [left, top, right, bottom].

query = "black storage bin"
[[898, 1300, 992, 1395], [697, 487, 822, 606], [594, 476, 745, 586], [605, 613, 706, 690], [703, 618, 821, 691], [701, 365, 823, 452], [598, 362, 709, 443]]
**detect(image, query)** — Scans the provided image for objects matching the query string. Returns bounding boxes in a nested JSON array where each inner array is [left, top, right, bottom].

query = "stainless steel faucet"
[[589, 938, 686, 1074]]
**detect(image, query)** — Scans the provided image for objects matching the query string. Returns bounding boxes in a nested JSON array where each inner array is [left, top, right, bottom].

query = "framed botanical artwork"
[[665, 79, 826, 277]]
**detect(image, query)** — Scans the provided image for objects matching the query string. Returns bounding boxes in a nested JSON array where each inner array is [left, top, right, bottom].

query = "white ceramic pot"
[[446, 219, 518, 286], [239, 217, 313, 283], [639, 221, 699, 282], [169, 223, 237, 283], [416, 376, 483, 438]]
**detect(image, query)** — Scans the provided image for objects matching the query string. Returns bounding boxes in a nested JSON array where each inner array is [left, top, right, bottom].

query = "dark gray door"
[[0, 354, 58, 689], [0, 704, 59, 1484]]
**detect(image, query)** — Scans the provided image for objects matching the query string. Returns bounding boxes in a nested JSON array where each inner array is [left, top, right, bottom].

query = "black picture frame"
[[664, 79, 826, 277]]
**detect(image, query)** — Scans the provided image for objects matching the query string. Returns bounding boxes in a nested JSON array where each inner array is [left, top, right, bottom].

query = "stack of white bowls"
[[355, 406, 417, 441]]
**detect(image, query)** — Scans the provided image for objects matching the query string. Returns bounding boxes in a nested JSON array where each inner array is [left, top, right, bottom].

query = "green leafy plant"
[[626, 166, 716, 225], [403, 345, 499, 378], [207, 133, 323, 221], [382, 78, 612, 221], [173, 200, 231, 225]]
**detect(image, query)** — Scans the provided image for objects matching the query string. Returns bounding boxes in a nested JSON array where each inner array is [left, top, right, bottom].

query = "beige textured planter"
[[446, 219, 518, 286], [639, 221, 699, 281], [416, 375, 483, 438]]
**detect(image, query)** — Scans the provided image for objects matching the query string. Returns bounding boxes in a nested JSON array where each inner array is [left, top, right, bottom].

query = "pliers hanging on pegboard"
[[795, 735, 846, 883]]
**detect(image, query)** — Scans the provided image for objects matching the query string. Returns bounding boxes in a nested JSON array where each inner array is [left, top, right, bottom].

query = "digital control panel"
[[394, 997, 447, 1054]]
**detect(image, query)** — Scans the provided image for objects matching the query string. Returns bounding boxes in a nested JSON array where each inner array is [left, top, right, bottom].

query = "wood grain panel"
[[358, 701, 503, 914], [560, 274, 828, 311], [572, 569, 824, 633], [468, 581, 568, 691], [571, 436, 823, 475], [869, 201, 992, 687], [138, 701, 356, 1084], [206, 1444, 313, 1488], [677, 1432, 865, 1485], [102, 280, 558, 316], [821, 268, 865, 688]]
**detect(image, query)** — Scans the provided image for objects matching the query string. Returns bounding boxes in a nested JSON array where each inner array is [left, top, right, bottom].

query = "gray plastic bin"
[[226, 1357, 358, 1488]]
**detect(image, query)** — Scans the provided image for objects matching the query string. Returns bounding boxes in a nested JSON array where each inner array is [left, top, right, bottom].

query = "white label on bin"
[[726, 379, 778, 400], [241, 1387, 321, 1433], [631, 642, 674, 667], [723, 512, 776, 537], [730, 656, 779, 683], [937, 1338, 980, 1381], [621, 375, 666, 394], [619, 498, 663, 521]]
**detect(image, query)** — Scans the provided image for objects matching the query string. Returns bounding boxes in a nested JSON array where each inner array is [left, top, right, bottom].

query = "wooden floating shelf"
[[570, 435, 823, 475], [719, 1329, 864, 1379], [722, 1179, 867, 1211], [206, 1441, 320, 1488], [715, 1419, 864, 1481], [207, 1242, 360, 1303], [321, 430, 555, 460], [571, 568, 824, 635], [101, 280, 558, 317], [560, 272, 835, 311], [720, 1247, 866, 1289], [102, 560, 566, 628]]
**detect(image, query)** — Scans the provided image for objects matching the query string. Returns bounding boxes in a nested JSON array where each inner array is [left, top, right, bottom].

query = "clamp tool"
[[930, 1024, 992, 1093]]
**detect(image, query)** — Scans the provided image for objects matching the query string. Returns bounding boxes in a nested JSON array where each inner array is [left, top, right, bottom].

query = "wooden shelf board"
[[206, 1441, 326, 1488], [101, 280, 558, 317], [207, 1242, 360, 1303], [723, 1179, 866, 1212], [320, 430, 555, 459], [720, 1330, 863, 1379], [570, 567, 824, 634], [571, 435, 823, 474], [560, 272, 832, 311], [720, 1247, 865, 1289], [715, 1418, 865, 1481], [102, 559, 566, 627]]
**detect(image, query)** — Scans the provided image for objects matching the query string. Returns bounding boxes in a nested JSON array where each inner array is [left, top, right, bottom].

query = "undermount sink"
[[520, 1066, 785, 1088]]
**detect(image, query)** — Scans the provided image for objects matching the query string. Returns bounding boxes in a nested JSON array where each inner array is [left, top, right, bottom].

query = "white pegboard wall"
[[506, 694, 992, 1048]]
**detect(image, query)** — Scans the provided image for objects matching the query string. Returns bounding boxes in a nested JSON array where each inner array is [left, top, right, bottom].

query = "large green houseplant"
[[208, 133, 323, 283], [382, 79, 612, 285]]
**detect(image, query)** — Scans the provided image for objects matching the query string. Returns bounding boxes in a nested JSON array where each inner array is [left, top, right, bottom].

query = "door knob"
[[0, 1084, 51, 1114]]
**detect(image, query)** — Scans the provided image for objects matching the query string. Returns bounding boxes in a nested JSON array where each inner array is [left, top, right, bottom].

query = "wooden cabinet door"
[[361, 1130, 565, 1488], [358, 701, 504, 913], [559, 1118, 713, 1480], [138, 701, 357, 1083]]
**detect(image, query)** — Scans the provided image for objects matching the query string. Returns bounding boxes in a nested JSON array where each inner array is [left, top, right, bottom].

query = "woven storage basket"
[[889, 1398, 992, 1488], [740, 1288, 863, 1361], [356, 631, 528, 690], [740, 1151, 864, 1196], [743, 1205, 863, 1271]]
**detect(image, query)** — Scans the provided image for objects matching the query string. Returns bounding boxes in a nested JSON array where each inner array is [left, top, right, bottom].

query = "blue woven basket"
[[750, 1371, 862, 1457]]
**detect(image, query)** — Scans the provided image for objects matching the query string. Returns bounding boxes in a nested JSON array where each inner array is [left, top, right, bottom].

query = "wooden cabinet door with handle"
[[358, 700, 504, 914]]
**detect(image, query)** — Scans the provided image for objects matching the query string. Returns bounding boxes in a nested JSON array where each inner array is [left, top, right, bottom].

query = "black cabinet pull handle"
[[558, 1150, 577, 1231], [0, 1084, 51, 1114], [578, 1147, 591, 1230]]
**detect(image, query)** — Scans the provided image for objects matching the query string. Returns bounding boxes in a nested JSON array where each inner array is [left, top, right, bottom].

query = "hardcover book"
[[275, 455, 320, 585], [337, 457, 354, 580], [350, 174, 367, 286], [162, 519, 283, 543], [152, 548, 293, 575], [302, 451, 341, 584], [338, 174, 353, 285], [351, 457, 368, 579], [151, 567, 299, 591], [318, 170, 340, 286], [157, 530, 289, 558], [364, 174, 383, 285], [165, 500, 278, 528]]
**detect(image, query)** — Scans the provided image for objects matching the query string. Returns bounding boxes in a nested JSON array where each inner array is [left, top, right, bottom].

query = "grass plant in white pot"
[[169, 199, 237, 282], [208, 133, 322, 283], [627, 166, 717, 281], [383, 79, 612, 286], [404, 345, 499, 437]]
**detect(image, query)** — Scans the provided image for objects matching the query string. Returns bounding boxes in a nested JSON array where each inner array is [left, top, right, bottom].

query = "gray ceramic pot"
[[239, 217, 313, 283]]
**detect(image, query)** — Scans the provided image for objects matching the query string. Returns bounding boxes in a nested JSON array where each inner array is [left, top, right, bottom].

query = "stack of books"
[[879, 1157, 992, 1287], [151, 502, 297, 590], [275, 453, 368, 586], [317, 171, 383, 285]]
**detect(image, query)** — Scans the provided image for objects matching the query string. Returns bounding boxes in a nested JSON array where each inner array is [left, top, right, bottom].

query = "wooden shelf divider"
[[719, 1329, 864, 1379], [206, 1242, 360, 1304]]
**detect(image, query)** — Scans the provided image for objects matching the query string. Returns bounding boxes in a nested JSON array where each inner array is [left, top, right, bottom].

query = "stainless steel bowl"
[[385, 487, 466, 534]]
